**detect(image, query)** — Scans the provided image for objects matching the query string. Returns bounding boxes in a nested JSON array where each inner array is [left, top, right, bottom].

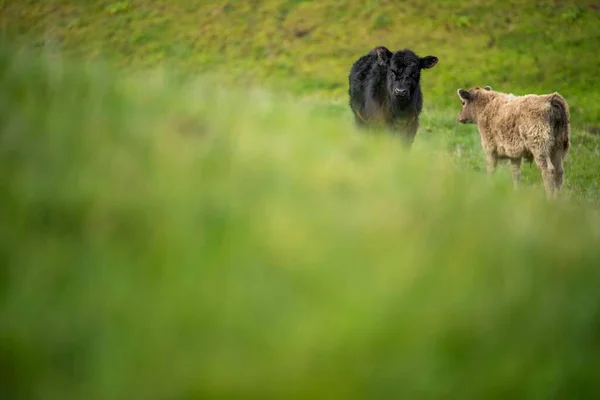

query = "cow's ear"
[[370, 46, 392, 66], [457, 89, 471, 101], [420, 56, 438, 69], [484, 86, 492, 91]]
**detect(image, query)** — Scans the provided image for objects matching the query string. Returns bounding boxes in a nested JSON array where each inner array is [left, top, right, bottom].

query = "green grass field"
[[2, 1, 600, 399]]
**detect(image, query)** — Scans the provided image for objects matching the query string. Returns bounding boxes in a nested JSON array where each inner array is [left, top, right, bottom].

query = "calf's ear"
[[370, 46, 392, 66], [420, 56, 439, 69], [457, 89, 471, 100]]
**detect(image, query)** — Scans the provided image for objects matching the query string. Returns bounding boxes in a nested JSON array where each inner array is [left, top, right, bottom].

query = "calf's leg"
[[390, 119, 418, 148], [509, 158, 522, 189], [485, 152, 498, 174], [404, 119, 419, 148], [534, 153, 556, 199], [551, 150, 565, 194], [353, 111, 368, 128]]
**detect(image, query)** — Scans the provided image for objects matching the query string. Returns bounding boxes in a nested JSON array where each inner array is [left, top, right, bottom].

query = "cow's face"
[[387, 51, 438, 100], [456, 86, 491, 124]]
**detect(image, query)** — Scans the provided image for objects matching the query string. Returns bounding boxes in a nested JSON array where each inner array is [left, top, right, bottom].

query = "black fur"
[[348, 46, 438, 145]]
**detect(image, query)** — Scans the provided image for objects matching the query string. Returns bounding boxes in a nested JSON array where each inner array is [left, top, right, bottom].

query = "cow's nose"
[[394, 88, 408, 97]]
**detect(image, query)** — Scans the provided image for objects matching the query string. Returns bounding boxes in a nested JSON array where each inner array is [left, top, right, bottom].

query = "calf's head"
[[387, 50, 438, 100], [456, 86, 491, 124]]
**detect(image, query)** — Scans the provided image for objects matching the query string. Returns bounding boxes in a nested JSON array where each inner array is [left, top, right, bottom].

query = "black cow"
[[348, 46, 439, 146]]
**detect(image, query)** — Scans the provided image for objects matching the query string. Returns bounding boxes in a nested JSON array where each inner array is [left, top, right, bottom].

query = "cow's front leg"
[[391, 118, 418, 148], [485, 152, 498, 174], [509, 157, 522, 189], [404, 118, 419, 148]]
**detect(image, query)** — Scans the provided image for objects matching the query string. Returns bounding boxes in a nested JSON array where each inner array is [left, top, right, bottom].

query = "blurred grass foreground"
[[1, 49, 600, 399]]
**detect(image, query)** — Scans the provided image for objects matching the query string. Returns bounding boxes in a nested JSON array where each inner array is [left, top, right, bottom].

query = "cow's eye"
[[462, 101, 465, 106]]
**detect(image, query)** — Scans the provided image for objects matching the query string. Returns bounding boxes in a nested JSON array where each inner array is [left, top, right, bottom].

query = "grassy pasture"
[[1, 1, 600, 398]]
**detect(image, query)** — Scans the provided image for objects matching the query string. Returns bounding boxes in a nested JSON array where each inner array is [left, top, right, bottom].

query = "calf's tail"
[[549, 93, 570, 152]]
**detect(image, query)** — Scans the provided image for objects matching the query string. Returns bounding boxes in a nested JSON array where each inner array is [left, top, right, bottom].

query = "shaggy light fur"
[[457, 86, 570, 198]]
